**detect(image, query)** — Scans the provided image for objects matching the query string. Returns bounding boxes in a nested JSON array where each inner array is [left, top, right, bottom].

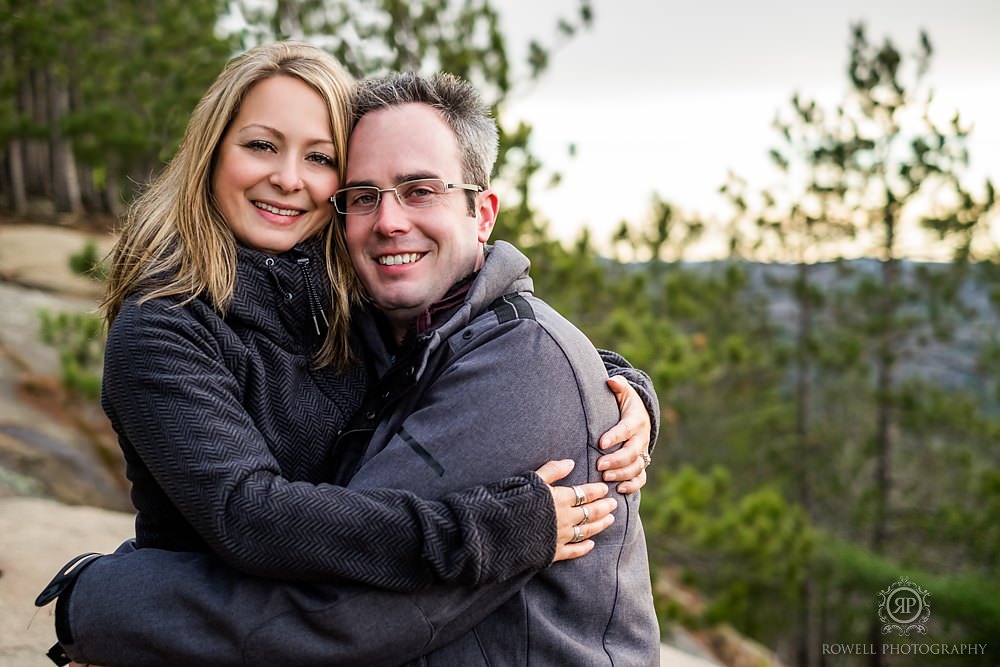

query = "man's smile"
[[377, 252, 426, 266]]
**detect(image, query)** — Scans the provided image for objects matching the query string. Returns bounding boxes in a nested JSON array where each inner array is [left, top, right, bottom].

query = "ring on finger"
[[576, 505, 590, 526], [570, 524, 585, 543], [571, 485, 586, 507], [640, 452, 652, 469]]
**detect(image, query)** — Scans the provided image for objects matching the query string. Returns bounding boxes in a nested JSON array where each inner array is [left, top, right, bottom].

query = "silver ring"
[[570, 524, 585, 543], [571, 485, 586, 507], [640, 452, 652, 469], [577, 505, 590, 526]]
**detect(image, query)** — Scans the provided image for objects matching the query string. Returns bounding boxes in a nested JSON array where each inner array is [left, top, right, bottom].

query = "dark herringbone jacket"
[[101, 238, 558, 588]]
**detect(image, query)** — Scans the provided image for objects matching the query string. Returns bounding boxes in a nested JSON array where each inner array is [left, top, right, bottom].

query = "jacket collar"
[[229, 235, 331, 351]]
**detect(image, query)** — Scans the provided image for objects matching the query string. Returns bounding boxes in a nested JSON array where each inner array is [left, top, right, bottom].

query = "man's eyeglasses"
[[330, 178, 483, 216]]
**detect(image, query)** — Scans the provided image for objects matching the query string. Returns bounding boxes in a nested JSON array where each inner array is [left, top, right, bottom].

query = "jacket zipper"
[[297, 257, 329, 336], [264, 256, 329, 337]]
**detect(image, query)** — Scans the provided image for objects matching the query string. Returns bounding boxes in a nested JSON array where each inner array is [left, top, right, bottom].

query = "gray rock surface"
[[0, 224, 128, 510], [0, 496, 134, 667]]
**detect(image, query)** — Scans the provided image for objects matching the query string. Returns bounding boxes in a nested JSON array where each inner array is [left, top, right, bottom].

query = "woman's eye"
[[308, 153, 336, 168], [244, 140, 276, 152]]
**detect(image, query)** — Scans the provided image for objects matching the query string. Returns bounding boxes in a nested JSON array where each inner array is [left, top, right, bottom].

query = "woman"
[[76, 42, 656, 590]]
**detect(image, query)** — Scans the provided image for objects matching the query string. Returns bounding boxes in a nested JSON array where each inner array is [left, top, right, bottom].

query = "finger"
[[575, 512, 615, 542], [616, 469, 648, 495], [559, 497, 616, 529], [598, 419, 640, 450], [596, 436, 641, 472], [555, 513, 616, 554], [552, 539, 595, 562], [598, 428, 646, 476], [606, 374, 630, 399], [551, 481, 609, 512], [555, 498, 617, 545], [599, 377, 648, 450], [534, 459, 575, 485], [599, 377, 634, 449], [601, 452, 645, 483]]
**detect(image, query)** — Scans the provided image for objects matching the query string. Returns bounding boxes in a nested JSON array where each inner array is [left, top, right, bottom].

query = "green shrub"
[[68, 240, 109, 281], [37, 309, 105, 399]]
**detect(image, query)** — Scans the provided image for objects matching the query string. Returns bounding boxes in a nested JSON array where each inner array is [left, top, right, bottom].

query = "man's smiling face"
[[344, 102, 497, 338]]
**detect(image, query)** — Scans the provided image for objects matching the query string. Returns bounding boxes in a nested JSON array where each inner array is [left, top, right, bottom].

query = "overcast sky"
[[493, 0, 1000, 256]]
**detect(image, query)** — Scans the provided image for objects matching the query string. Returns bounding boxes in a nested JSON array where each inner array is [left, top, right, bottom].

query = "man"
[[42, 72, 659, 666]]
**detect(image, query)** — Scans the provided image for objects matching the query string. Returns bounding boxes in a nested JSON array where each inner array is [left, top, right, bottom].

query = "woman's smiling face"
[[212, 75, 339, 254]]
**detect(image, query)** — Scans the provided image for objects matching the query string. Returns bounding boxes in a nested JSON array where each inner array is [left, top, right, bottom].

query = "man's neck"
[[383, 272, 479, 347], [380, 248, 488, 347], [388, 318, 410, 347]]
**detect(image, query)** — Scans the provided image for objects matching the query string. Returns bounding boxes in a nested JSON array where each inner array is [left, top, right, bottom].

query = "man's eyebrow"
[[342, 172, 441, 189]]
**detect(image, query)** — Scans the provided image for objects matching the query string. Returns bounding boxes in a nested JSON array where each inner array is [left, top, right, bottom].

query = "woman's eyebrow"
[[235, 123, 335, 147]]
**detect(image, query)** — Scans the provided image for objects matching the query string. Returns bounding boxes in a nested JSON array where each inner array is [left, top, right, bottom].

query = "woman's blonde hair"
[[102, 41, 358, 369]]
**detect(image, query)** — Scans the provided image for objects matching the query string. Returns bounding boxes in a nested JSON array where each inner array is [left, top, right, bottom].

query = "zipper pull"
[[265, 257, 293, 302]]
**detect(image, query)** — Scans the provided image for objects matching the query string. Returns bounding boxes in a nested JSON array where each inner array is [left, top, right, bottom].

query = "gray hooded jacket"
[[354, 242, 662, 665]]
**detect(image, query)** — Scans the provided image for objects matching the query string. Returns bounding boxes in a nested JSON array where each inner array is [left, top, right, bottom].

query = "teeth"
[[254, 201, 302, 216], [378, 253, 422, 266]]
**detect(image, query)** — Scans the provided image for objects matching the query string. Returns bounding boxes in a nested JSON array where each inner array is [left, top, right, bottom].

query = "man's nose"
[[370, 191, 411, 235]]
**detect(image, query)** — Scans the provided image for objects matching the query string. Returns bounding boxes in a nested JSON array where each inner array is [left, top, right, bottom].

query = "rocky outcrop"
[[0, 224, 128, 510]]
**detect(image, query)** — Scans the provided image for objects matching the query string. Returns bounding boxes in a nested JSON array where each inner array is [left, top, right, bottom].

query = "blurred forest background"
[[2, 1, 999, 666]]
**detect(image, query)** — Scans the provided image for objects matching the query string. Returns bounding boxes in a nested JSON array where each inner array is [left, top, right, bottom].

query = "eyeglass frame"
[[329, 178, 484, 216]]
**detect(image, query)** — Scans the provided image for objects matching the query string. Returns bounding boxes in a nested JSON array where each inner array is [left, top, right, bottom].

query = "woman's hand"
[[596, 376, 653, 494], [534, 460, 617, 562]]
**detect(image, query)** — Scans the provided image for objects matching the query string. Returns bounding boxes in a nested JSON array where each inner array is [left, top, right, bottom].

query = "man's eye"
[[351, 192, 377, 206]]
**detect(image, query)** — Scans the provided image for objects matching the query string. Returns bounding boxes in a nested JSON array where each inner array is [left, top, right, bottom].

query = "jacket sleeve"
[[57, 316, 605, 666], [598, 347, 661, 451], [57, 541, 538, 666], [102, 299, 554, 588]]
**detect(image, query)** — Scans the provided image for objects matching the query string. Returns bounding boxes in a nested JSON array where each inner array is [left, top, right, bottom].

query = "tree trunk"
[[794, 261, 818, 667], [25, 68, 52, 201], [105, 168, 124, 218], [6, 142, 28, 214], [47, 70, 84, 215], [872, 203, 899, 556], [868, 205, 899, 667]]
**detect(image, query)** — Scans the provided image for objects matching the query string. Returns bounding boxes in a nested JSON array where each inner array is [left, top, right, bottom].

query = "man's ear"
[[475, 189, 499, 243]]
